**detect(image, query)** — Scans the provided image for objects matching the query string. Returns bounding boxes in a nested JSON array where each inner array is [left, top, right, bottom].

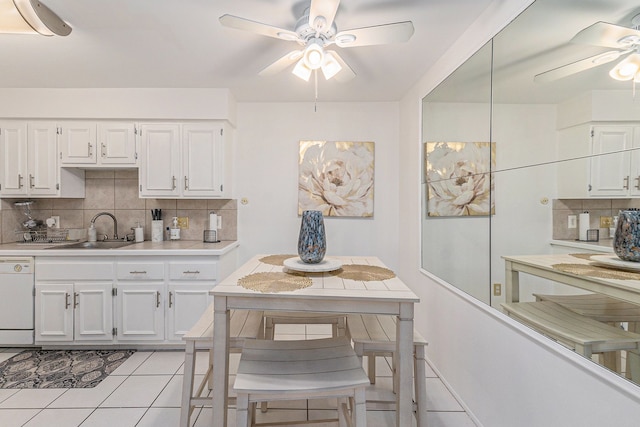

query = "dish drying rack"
[[16, 228, 73, 244]]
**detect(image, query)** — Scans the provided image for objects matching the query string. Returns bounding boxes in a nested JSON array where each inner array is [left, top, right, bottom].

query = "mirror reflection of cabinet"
[[590, 125, 640, 197]]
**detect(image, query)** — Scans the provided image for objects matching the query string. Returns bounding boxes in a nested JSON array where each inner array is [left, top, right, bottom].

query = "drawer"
[[117, 262, 164, 280], [169, 262, 217, 281], [36, 260, 114, 281]]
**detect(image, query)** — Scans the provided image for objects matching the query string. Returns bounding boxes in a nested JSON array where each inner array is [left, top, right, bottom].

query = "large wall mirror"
[[422, 0, 640, 387]]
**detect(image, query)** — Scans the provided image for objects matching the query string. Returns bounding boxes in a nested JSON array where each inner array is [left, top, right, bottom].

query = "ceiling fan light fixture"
[[609, 53, 640, 81], [302, 42, 324, 70], [292, 58, 312, 81], [321, 51, 342, 80]]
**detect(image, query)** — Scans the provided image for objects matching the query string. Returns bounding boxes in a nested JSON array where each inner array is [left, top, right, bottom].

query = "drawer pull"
[[129, 271, 147, 274], [74, 292, 79, 308], [624, 176, 630, 190], [65, 292, 70, 309], [183, 270, 200, 274], [156, 291, 161, 308], [18, 174, 23, 188], [169, 291, 173, 308]]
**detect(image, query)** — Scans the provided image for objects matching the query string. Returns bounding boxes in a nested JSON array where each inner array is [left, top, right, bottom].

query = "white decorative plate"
[[590, 254, 640, 272], [283, 257, 342, 273]]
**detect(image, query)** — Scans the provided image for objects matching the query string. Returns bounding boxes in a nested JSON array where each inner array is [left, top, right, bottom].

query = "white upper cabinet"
[[0, 121, 83, 198], [139, 122, 231, 198], [59, 121, 137, 166], [589, 125, 640, 197]]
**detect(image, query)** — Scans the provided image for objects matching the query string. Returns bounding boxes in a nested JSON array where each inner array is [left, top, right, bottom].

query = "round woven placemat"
[[336, 264, 395, 281], [259, 254, 297, 266], [238, 272, 312, 293], [552, 263, 640, 280]]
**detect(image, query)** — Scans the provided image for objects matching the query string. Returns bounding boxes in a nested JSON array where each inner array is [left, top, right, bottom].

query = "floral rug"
[[0, 349, 135, 389]]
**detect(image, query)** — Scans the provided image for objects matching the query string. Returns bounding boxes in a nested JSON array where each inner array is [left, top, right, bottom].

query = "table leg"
[[212, 296, 230, 427], [396, 302, 414, 427], [505, 260, 520, 303]]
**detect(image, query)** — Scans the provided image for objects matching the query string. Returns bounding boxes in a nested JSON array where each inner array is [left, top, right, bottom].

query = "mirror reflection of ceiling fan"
[[219, 0, 414, 82], [535, 13, 640, 83]]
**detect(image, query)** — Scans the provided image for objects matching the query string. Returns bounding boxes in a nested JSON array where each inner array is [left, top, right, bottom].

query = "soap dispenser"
[[170, 217, 181, 240], [88, 223, 97, 242]]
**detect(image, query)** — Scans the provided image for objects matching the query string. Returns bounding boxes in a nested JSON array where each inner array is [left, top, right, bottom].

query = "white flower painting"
[[425, 142, 495, 217], [298, 141, 374, 217]]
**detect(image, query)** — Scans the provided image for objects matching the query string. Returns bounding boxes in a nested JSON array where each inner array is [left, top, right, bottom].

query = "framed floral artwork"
[[298, 140, 374, 217], [424, 141, 495, 217]]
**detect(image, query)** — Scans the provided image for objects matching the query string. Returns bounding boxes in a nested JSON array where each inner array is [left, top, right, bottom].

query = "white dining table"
[[209, 254, 420, 427]]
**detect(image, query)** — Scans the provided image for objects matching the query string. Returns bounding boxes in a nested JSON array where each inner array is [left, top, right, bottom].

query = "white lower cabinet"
[[116, 282, 165, 341], [35, 282, 113, 343], [166, 283, 213, 341], [34, 251, 234, 346]]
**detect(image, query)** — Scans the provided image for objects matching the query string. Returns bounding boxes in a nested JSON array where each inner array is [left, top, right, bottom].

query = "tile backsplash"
[[552, 198, 640, 240], [0, 170, 237, 244]]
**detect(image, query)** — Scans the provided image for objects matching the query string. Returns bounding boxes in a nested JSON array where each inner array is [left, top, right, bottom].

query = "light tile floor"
[[0, 325, 477, 427]]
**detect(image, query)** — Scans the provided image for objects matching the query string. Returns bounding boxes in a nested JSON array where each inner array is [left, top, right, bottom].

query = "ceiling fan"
[[219, 0, 414, 82], [535, 14, 640, 83]]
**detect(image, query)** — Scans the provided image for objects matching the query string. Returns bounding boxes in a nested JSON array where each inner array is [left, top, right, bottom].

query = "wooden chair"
[[263, 311, 346, 339], [180, 305, 264, 427], [501, 301, 640, 381], [533, 293, 640, 376], [233, 337, 370, 427], [346, 314, 428, 427]]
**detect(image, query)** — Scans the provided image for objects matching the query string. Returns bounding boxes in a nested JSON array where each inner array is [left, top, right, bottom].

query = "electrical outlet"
[[493, 283, 502, 296], [568, 215, 577, 229], [52, 216, 60, 228], [176, 217, 189, 229], [600, 216, 612, 228]]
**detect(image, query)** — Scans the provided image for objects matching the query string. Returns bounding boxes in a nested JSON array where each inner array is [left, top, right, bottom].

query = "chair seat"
[[234, 337, 369, 427]]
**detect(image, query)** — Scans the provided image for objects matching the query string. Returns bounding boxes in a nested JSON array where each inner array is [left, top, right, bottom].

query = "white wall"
[[234, 102, 400, 269], [399, 0, 640, 425]]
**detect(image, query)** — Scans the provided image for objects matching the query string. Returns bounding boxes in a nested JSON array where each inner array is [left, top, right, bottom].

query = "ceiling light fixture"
[[609, 52, 640, 81], [0, 0, 71, 36], [292, 40, 343, 82]]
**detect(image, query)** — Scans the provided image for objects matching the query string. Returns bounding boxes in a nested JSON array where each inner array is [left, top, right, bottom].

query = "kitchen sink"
[[48, 240, 136, 249]]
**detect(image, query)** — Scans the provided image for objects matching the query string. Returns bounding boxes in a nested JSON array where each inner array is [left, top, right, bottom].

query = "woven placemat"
[[552, 263, 640, 280], [238, 272, 312, 293], [259, 254, 297, 266], [336, 264, 395, 281], [569, 253, 596, 261]]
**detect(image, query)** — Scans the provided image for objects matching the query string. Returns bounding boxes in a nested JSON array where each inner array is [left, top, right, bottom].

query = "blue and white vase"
[[613, 209, 640, 262], [298, 210, 326, 264]]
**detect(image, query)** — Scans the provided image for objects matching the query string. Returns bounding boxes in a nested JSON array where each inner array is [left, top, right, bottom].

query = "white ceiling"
[[0, 0, 495, 102]]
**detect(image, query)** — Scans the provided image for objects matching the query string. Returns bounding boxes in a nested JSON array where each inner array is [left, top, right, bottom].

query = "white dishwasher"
[[0, 257, 34, 345]]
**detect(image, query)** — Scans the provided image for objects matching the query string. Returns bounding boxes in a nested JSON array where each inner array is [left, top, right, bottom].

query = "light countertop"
[[0, 240, 238, 257]]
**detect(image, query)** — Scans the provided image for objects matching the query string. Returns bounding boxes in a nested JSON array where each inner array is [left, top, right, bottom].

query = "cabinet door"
[[116, 283, 165, 341], [59, 121, 97, 165], [35, 283, 74, 342], [0, 121, 28, 196], [182, 124, 224, 197], [98, 122, 137, 165], [28, 122, 59, 196], [139, 124, 181, 197], [166, 283, 213, 341], [590, 126, 633, 197], [74, 282, 113, 342]]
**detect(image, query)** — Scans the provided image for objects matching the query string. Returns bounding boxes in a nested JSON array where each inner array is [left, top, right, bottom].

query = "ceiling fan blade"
[[572, 21, 640, 49], [328, 50, 356, 82], [258, 50, 303, 76], [219, 14, 299, 41], [534, 50, 630, 83], [309, 0, 340, 32], [335, 21, 414, 48]]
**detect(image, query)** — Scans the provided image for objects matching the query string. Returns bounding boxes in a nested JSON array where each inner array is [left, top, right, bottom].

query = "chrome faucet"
[[90, 212, 118, 240]]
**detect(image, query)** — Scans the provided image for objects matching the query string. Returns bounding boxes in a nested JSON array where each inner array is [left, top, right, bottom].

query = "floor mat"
[[0, 349, 135, 389]]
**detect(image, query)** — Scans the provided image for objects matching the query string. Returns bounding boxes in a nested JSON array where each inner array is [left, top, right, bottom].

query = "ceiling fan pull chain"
[[314, 69, 318, 112]]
